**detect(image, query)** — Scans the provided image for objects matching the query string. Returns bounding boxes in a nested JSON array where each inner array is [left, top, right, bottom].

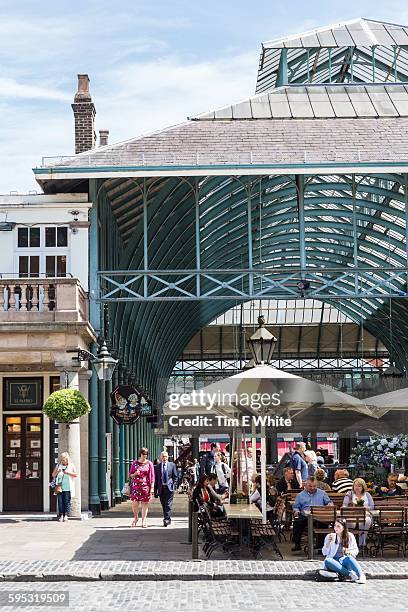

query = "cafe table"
[[225, 503, 262, 547], [303, 508, 380, 560]]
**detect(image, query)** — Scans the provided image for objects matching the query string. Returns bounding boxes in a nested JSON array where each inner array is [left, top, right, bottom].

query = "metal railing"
[[38, 150, 408, 169]]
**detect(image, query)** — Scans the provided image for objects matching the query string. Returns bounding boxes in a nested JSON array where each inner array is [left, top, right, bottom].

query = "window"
[[46, 255, 66, 277], [45, 227, 68, 248], [19, 256, 39, 278], [16, 226, 69, 278], [18, 227, 40, 248]]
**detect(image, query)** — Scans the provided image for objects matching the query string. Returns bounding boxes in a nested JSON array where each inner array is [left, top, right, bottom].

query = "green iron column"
[[123, 369, 130, 477], [98, 378, 109, 510], [118, 364, 125, 491], [105, 378, 113, 506], [112, 369, 121, 504], [88, 342, 100, 515]]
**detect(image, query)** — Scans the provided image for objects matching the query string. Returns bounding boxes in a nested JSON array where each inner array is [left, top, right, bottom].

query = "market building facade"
[[3, 17, 408, 514]]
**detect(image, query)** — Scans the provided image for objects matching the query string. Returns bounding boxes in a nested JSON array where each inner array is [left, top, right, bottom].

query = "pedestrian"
[[129, 447, 154, 528], [200, 442, 220, 476], [214, 451, 231, 494], [321, 518, 366, 583], [305, 450, 318, 477], [291, 442, 308, 487], [154, 451, 178, 526], [51, 452, 77, 522]]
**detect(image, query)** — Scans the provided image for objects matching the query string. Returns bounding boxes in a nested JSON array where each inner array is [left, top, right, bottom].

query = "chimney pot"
[[74, 74, 91, 101], [99, 129, 109, 147]]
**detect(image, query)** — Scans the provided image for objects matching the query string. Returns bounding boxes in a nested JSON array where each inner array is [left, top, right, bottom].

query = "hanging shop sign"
[[110, 385, 151, 425], [139, 399, 153, 417]]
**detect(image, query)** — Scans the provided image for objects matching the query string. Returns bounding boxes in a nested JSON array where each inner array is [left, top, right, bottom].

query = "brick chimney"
[[99, 129, 109, 146], [71, 74, 96, 154]]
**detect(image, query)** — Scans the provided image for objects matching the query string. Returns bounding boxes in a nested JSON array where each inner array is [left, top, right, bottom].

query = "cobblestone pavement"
[[0, 579, 406, 611], [0, 559, 408, 581]]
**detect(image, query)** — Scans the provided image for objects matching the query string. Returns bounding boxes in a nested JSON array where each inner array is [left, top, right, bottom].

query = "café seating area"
[[192, 485, 408, 560]]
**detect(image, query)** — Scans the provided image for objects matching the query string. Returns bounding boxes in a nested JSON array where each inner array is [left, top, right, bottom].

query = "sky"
[[2, 0, 408, 193]]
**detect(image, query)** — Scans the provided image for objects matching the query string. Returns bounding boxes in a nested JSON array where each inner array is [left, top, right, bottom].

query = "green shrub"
[[43, 388, 91, 422]]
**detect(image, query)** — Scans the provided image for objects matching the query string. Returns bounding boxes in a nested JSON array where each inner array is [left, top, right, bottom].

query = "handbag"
[[122, 481, 130, 497]]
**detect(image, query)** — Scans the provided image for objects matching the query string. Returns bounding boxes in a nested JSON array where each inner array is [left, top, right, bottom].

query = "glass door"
[[4, 417, 22, 481], [25, 417, 42, 481], [3, 415, 43, 511]]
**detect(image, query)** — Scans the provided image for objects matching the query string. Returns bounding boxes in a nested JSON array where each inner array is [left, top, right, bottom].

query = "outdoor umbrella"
[[163, 364, 373, 523], [367, 387, 408, 418]]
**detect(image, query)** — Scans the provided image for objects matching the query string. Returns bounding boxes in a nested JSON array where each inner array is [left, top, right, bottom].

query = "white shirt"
[[241, 455, 254, 482], [250, 489, 273, 512], [215, 462, 231, 487]]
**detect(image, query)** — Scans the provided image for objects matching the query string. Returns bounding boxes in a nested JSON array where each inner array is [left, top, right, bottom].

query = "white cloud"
[[0, 78, 70, 102], [0, 50, 259, 193], [96, 51, 258, 141]]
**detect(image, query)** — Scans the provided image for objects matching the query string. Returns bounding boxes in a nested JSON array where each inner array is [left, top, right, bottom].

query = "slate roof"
[[37, 83, 408, 174], [38, 115, 408, 170]]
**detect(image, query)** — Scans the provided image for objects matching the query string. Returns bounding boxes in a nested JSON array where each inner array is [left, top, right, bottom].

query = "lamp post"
[[246, 315, 277, 524], [247, 315, 277, 366], [69, 341, 118, 381], [68, 341, 118, 512]]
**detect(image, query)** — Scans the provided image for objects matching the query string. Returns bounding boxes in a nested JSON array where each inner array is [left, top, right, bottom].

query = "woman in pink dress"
[[129, 447, 155, 527]]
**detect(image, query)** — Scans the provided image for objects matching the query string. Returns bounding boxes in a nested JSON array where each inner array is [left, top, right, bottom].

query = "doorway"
[[3, 414, 43, 511]]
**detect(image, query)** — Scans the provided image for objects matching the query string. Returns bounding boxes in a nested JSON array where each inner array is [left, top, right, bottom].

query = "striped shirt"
[[331, 477, 353, 494]]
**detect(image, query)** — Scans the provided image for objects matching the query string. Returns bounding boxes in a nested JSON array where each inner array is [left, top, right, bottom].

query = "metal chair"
[[310, 506, 337, 551], [371, 509, 405, 558], [198, 504, 239, 559], [272, 495, 287, 542], [249, 519, 283, 560], [339, 507, 368, 557]]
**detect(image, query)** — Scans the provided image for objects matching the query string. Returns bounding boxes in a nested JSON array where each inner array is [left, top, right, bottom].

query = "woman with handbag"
[[129, 447, 154, 527], [51, 452, 78, 522]]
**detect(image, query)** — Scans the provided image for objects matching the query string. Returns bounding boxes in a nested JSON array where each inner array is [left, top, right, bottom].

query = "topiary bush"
[[43, 388, 91, 422]]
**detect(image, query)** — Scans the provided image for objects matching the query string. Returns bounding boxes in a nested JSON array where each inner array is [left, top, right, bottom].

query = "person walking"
[[129, 447, 155, 528], [214, 451, 231, 494], [154, 451, 178, 526], [291, 442, 308, 488], [321, 518, 366, 583], [52, 452, 78, 522]]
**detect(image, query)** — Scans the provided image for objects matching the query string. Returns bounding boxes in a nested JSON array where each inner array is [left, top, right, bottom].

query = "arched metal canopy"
[[34, 18, 408, 408]]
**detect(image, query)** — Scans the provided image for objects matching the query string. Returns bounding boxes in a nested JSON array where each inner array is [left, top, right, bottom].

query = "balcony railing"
[[0, 277, 88, 323]]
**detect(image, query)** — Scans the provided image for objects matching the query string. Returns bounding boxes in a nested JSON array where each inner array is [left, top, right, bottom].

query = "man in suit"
[[154, 451, 178, 526]]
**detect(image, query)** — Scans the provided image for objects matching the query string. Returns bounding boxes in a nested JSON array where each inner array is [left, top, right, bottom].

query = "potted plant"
[[42, 389, 91, 423]]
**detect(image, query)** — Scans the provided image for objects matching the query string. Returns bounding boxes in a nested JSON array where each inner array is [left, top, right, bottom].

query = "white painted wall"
[[0, 194, 91, 290]]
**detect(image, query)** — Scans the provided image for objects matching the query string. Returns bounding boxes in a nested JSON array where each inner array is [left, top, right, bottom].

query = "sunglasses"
[[141, 451, 148, 455]]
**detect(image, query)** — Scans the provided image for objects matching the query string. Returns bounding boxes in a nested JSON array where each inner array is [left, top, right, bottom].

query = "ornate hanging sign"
[[110, 385, 142, 425]]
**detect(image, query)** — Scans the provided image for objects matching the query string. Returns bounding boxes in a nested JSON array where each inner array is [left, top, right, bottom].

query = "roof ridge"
[[262, 17, 408, 48]]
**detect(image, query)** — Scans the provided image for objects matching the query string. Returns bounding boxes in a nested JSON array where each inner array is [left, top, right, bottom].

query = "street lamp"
[[68, 341, 118, 381], [381, 362, 403, 392], [247, 315, 277, 365]]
